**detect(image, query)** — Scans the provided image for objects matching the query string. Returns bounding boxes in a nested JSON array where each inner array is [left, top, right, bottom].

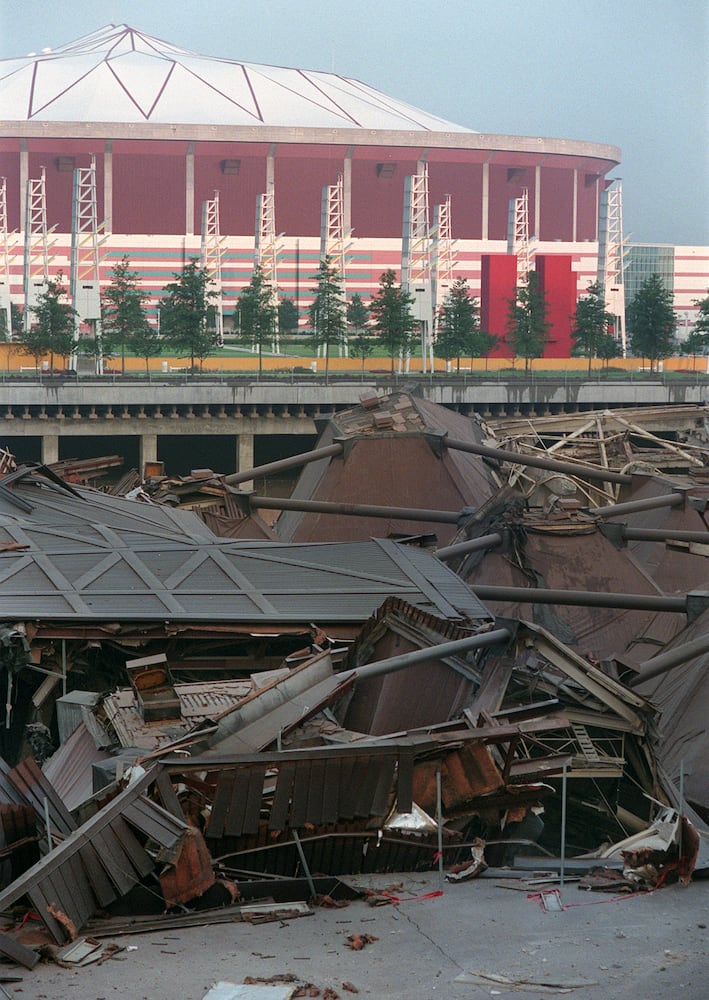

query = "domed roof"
[[0, 24, 474, 133]]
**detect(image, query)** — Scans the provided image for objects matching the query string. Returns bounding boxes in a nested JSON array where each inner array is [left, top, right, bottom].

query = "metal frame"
[[70, 155, 103, 368], [597, 179, 627, 356], [320, 173, 349, 356], [402, 163, 434, 372], [254, 189, 280, 351], [23, 167, 52, 331], [200, 190, 224, 346]]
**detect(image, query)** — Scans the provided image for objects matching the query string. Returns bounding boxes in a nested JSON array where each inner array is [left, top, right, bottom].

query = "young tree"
[[475, 330, 500, 371], [102, 255, 149, 374], [239, 266, 278, 375], [692, 291, 709, 338], [572, 281, 614, 374], [595, 332, 620, 369], [158, 259, 218, 371], [435, 278, 479, 372], [27, 274, 77, 371], [0, 303, 22, 341], [278, 297, 299, 339], [627, 274, 677, 373], [131, 320, 162, 375], [346, 293, 369, 336], [684, 330, 709, 368], [309, 256, 346, 383], [369, 269, 416, 375], [505, 271, 551, 372]]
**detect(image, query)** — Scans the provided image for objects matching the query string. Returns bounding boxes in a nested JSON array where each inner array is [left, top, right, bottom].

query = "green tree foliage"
[[23, 274, 76, 371], [309, 256, 346, 382], [0, 303, 23, 341], [368, 270, 417, 375], [159, 259, 218, 371], [278, 297, 299, 338], [435, 278, 480, 372], [102, 255, 149, 374], [505, 272, 551, 372], [131, 321, 162, 374], [595, 332, 620, 368], [572, 281, 614, 374], [627, 274, 677, 372], [346, 293, 369, 334], [684, 330, 709, 365], [691, 291, 709, 338], [476, 330, 500, 370], [240, 266, 278, 374]]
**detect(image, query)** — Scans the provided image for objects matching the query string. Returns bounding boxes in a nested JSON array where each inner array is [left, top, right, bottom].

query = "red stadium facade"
[[0, 26, 622, 357]]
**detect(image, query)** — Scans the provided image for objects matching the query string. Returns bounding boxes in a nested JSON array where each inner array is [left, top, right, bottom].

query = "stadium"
[[0, 24, 624, 356]]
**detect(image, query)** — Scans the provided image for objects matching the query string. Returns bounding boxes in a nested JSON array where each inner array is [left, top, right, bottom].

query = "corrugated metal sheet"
[[0, 478, 488, 622], [0, 766, 188, 943], [42, 723, 112, 811]]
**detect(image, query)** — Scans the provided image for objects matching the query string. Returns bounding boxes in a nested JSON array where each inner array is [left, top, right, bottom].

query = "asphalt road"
[[14, 872, 709, 1000]]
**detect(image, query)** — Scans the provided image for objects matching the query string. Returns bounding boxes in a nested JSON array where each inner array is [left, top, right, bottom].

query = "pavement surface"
[[8, 872, 708, 1000]]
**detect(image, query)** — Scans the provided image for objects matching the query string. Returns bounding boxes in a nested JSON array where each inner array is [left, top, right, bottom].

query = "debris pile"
[[0, 392, 706, 985]]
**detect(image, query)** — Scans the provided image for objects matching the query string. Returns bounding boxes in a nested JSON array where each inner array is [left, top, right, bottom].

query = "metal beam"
[[352, 629, 511, 680], [249, 495, 464, 524], [629, 633, 709, 686], [436, 533, 503, 560], [590, 493, 685, 520], [444, 437, 632, 485], [223, 442, 343, 486], [469, 585, 687, 614]]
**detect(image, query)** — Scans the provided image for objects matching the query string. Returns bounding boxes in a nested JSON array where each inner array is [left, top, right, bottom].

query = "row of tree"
[[4, 253, 709, 375]]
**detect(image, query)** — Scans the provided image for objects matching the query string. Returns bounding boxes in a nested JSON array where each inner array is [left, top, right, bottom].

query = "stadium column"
[[42, 435, 59, 465], [140, 433, 158, 475], [237, 433, 254, 490], [185, 142, 195, 236], [481, 154, 494, 242], [534, 161, 543, 239], [344, 147, 354, 233], [19, 139, 28, 233], [104, 141, 113, 234], [572, 168, 578, 242]]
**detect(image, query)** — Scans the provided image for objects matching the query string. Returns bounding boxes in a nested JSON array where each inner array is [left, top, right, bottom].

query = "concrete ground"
[[10, 872, 708, 1000]]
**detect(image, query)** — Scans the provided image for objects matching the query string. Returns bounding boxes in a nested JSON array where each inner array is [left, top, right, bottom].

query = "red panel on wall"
[[350, 155, 420, 238], [28, 149, 103, 234], [577, 171, 599, 241], [488, 163, 535, 242], [427, 162, 483, 240], [193, 153, 265, 236], [112, 153, 185, 234], [535, 254, 576, 358], [539, 167, 574, 241], [0, 143, 21, 230], [480, 254, 517, 357], [274, 155, 343, 237]]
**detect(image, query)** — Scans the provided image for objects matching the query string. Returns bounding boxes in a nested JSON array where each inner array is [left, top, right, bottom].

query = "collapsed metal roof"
[[0, 470, 490, 624]]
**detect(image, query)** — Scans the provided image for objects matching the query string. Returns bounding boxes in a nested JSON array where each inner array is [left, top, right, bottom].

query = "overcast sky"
[[1, 0, 707, 246]]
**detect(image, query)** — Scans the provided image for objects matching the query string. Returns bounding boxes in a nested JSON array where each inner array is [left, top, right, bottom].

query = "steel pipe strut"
[[444, 437, 632, 485], [224, 442, 344, 486], [629, 633, 709, 686], [590, 493, 685, 520], [469, 585, 687, 613], [436, 533, 504, 560], [352, 629, 512, 680], [249, 496, 463, 523], [621, 526, 709, 544]]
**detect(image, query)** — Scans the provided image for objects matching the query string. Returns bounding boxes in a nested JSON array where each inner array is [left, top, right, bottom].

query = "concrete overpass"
[[1, 376, 706, 472]]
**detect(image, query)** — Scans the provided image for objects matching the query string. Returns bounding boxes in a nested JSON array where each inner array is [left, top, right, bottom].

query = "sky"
[[1, 0, 707, 246]]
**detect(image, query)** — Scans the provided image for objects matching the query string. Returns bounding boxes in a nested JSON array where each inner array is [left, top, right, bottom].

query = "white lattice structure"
[[254, 190, 280, 351], [23, 167, 52, 330], [70, 155, 104, 369], [402, 163, 434, 371], [200, 190, 224, 346], [0, 177, 11, 338], [432, 194, 456, 318], [597, 179, 627, 355], [507, 187, 535, 286], [320, 174, 349, 356]]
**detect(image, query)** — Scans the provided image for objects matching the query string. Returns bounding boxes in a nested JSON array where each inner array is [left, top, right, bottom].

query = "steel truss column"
[[71, 155, 104, 370], [507, 187, 535, 287], [23, 167, 52, 332], [0, 177, 12, 339], [320, 173, 349, 357], [432, 194, 455, 343], [254, 189, 280, 352], [200, 190, 224, 346], [597, 179, 627, 357], [402, 162, 434, 372]]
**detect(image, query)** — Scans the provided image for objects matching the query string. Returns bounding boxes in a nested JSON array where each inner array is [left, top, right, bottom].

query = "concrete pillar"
[[343, 146, 354, 234], [140, 433, 158, 473], [266, 144, 276, 198], [104, 141, 113, 234], [42, 434, 59, 465], [572, 168, 578, 243], [534, 163, 542, 239], [481, 155, 492, 241], [19, 140, 28, 235], [237, 432, 254, 489], [185, 141, 195, 236]]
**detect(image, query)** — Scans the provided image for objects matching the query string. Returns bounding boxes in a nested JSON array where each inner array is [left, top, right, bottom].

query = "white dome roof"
[[0, 25, 474, 133]]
